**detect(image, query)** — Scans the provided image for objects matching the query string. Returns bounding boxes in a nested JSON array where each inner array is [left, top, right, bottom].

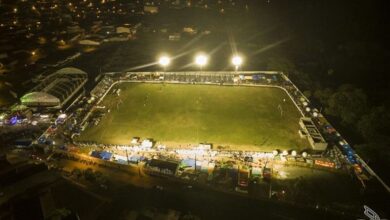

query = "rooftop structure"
[[20, 67, 87, 109]]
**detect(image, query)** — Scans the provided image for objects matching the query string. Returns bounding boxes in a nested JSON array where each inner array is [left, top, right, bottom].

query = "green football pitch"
[[78, 83, 309, 151]]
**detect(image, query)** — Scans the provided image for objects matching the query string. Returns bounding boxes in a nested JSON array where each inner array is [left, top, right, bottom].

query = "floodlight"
[[158, 56, 170, 67], [195, 54, 208, 67], [231, 55, 243, 66]]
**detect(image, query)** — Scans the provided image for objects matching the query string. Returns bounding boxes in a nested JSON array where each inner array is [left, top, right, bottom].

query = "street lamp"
[[231, 55, 243, 71]]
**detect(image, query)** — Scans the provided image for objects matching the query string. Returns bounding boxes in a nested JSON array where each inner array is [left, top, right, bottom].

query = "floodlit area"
[[77, 83, 309, 150]]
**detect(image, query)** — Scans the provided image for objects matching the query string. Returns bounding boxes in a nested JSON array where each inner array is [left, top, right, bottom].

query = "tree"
[[324, 84, 368, 125], [358, 106, 390, 141], [84, 168, 95, 181], [313, 87, 333, 106], [47, 208, 72, 220], [267, 57, 312, 89], [303, 90, 312, 99], [267, 57, 297, 75], [72, 168, 82, 179]]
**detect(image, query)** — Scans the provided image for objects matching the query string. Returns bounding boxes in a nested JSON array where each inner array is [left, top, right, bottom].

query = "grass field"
[[78, 83, 309, 151]]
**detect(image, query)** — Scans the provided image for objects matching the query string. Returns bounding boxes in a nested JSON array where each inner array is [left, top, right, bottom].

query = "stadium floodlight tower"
[[195, 54, 208, 73], [231, 55, 243, 72], [158, 55, 171, 72]]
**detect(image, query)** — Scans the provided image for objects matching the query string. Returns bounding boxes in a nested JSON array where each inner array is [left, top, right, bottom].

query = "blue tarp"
[[100, 151, 112, 160], [341, 144, 357, 164], [91, 151, 112, 160], [9, 116, 18, 125]]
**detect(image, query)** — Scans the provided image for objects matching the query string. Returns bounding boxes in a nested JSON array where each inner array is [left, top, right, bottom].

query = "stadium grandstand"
[[20, 67, 88, 109], [299, 117, 327, 151]]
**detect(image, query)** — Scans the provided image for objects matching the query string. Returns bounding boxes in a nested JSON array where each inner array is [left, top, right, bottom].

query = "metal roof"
[[20, 92, 60, 105]]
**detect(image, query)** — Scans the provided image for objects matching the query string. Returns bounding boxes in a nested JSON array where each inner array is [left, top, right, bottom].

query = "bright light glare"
[[232, 56, 243, 66], [158, 56, 170, 66], [195, 54, 208, 66]]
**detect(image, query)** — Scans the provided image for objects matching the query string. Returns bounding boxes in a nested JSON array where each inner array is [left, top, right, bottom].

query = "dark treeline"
[[259, 0, 390, 180]]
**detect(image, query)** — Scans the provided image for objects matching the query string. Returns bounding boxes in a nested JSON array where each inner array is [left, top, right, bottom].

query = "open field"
[[78, 83, 309, 151]]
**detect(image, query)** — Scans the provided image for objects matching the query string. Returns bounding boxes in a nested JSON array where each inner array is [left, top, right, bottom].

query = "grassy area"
[[78, 83, 309, 151]]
